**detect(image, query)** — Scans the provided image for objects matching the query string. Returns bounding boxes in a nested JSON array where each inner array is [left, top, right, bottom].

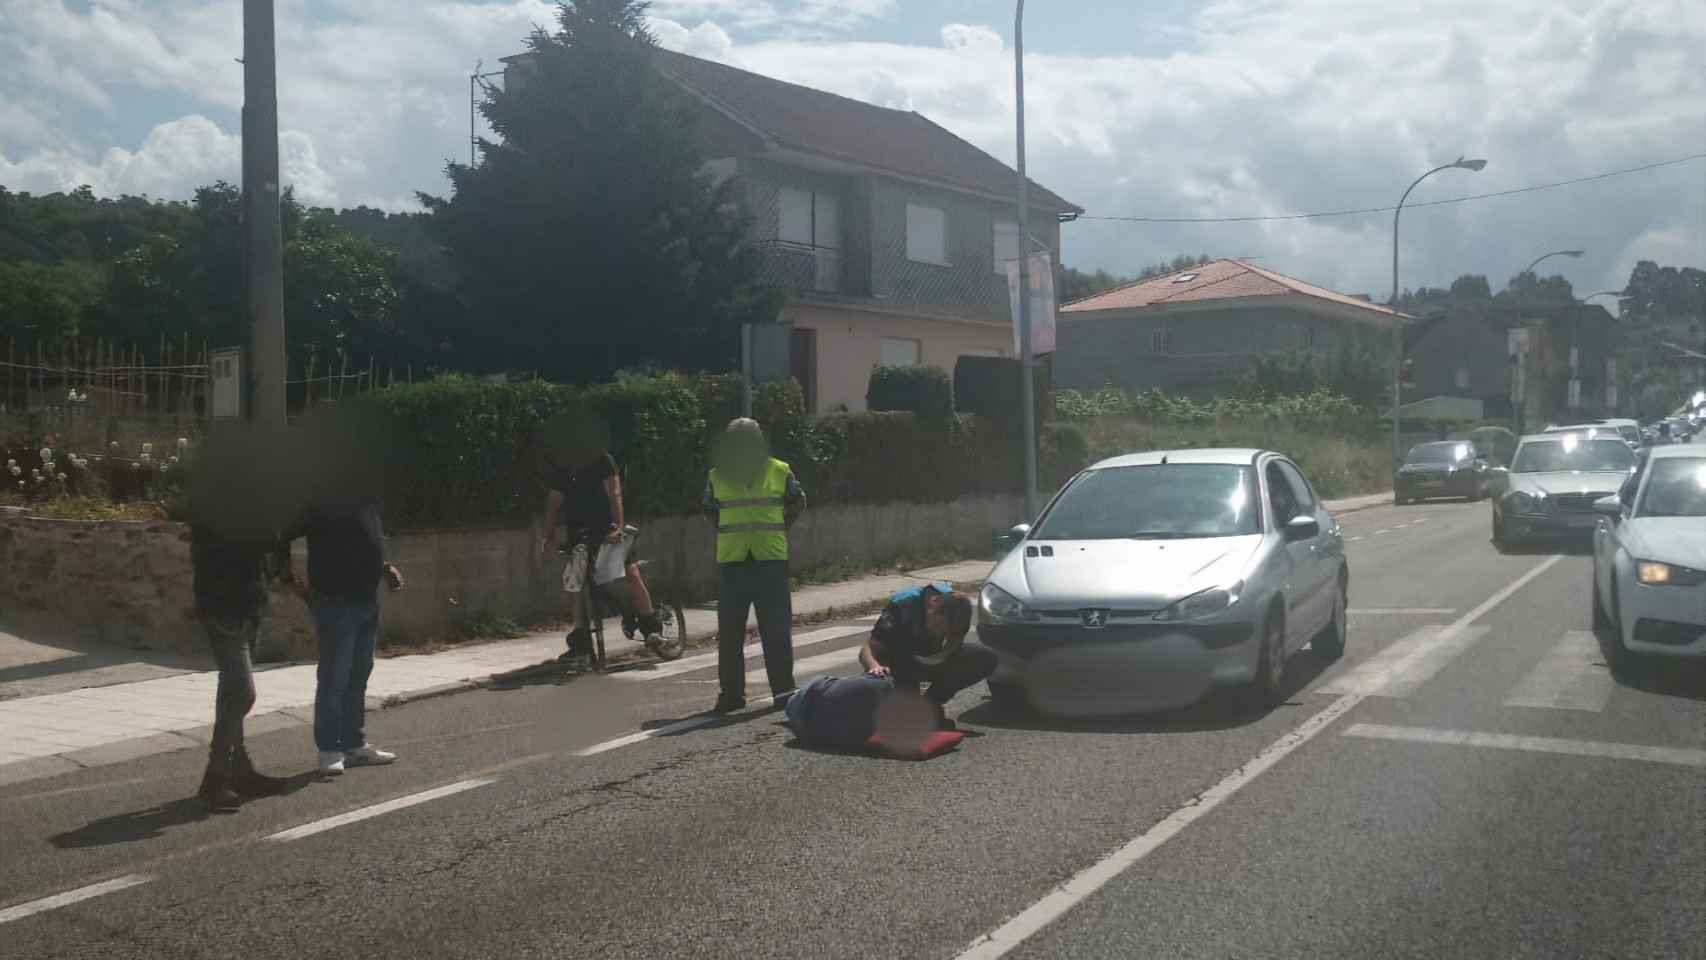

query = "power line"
[[1077, 152, 1706, 224]]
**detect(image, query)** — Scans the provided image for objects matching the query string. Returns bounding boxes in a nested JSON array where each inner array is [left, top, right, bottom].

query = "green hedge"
[[354, 373, 1013, 530], [866, 364, 953, 423]]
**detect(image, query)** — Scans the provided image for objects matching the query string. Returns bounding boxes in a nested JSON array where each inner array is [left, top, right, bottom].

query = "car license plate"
[[1567, 513, 1597, 528]]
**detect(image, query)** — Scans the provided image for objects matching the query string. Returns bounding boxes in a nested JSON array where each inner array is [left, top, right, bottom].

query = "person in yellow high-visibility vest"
[[704, 418, 806, 713]]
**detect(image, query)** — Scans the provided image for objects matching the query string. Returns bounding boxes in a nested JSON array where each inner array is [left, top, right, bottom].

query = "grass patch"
[[0, 493, 168, 522]]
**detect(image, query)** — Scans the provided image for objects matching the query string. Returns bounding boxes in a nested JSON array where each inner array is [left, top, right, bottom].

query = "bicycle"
[[559, 524, 687, 671]]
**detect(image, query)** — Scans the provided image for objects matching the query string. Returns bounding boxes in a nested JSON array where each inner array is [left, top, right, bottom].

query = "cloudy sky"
[[2, 0, 1703, 300]]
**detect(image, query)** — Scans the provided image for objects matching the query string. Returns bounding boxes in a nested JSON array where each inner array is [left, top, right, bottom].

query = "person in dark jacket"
[[288, 498, 406, 776], [857, 583, 993, 730], [187, 426, 296, 813]]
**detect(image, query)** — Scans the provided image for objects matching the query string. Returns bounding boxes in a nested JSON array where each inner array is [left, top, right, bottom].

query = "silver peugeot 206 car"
[[978, 449, 1348, 718]]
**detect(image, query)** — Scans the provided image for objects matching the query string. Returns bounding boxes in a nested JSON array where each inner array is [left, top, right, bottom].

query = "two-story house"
[[502, 48, 1080, 412], [1053, 259, 1401, 397]]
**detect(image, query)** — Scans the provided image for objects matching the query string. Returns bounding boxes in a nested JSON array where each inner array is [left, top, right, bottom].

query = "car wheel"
[[1492, 511, 1510, 551], [1245, 606, 1287, 710], [986, 679, 1031, 719], [1313, 572, 1348, 661], [1598, 580, 1635, 674], [1591, 576, 1610, 631]]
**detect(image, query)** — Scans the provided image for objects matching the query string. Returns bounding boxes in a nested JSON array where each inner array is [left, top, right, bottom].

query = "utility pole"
[[1014, 0, 1038, 519], [243, 0, 287, 426]]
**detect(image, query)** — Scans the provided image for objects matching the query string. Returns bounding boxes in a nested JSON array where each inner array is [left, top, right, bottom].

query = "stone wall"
[[0, 514, 318, 663], [2, 494, 1023, 660]]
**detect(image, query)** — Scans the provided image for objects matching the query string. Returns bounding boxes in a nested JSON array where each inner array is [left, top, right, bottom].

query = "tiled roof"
[[652, 49, 1079, 213], [1060, 259, 1405, 320]]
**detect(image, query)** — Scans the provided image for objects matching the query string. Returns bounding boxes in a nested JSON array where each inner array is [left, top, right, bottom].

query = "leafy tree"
[[0, 261, 99, 346], [1059, 266, 1130, 303], [418, 0, 776, 381]]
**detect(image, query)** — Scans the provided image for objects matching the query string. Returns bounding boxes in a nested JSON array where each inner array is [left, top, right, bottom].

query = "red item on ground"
[[865, 729, 965, 759]]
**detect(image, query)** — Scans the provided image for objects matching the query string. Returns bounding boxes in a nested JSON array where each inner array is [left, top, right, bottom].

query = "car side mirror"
[[995, 523, 1031, 556], [1593, 495, 1621, 519], [1284, 515, 1320, 542]]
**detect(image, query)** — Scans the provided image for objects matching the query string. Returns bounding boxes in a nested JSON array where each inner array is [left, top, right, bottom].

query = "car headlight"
[[1636, 561, 1705, 587], [1154, 581, 1244, 622], [980, 583, 1039, 623], [1507, 490, 1547, 512]]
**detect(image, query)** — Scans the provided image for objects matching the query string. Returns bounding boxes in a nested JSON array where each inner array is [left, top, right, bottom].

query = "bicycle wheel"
[[650, 600, 688, 661]]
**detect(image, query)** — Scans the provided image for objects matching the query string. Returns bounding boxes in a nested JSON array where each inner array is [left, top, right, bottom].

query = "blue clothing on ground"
[[785, 674, 894, 748]]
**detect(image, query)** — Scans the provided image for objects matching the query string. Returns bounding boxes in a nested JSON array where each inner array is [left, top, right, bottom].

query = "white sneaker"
[[345, 744, 396, 767], [318, 751, 346, 775]]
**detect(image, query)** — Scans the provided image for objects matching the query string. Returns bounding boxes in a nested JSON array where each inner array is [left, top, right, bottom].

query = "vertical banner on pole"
[[1007, 252, 1056, 356]]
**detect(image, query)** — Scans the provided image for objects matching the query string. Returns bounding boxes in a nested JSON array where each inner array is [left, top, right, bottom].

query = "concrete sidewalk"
[[0, 559, 993, 787]]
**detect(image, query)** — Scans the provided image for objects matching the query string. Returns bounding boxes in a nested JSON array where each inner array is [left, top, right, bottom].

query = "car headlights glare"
[[980, 583, 1039, 623], [1155, 581, 1244, 622], [1637, 560, 1705, 587]]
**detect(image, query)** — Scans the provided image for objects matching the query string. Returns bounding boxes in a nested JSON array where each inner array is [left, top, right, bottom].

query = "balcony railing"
[[755, 240, 842, 295]]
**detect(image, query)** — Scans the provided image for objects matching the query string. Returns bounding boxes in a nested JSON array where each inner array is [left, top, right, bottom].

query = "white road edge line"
[[576, 715, 720, 757], [0, 874, 153, 925], [264, 779, 495, 842], [1343, 724, 1706, 768], [951, 554, 1564, 960]]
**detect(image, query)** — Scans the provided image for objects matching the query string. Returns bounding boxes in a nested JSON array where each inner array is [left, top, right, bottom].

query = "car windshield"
[[1511, 436, 1635, 473], [1635, 458, 1706, 518], [1033, 464, 1260, 540], [1618, 426, 1641, 444], [1407, 443, 1469, 464]]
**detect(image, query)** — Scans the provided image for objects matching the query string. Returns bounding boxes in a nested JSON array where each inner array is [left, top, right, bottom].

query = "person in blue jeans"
[[287, 498, 406, 775]]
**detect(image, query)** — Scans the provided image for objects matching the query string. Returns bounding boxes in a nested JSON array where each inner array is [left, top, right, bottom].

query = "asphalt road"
[[2, 496, 1703, 959]]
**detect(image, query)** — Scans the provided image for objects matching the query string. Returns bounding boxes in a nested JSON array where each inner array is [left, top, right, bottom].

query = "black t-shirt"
[[302, 501, 386, 600], [871, 585, 950, 679], [549, 454, 617, 533]]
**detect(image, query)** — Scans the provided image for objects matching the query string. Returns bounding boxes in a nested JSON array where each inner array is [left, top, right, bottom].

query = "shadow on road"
[[1493, 538, 1595, 557], [959, 648, 1338, 734], [48, 773, 318, 849]]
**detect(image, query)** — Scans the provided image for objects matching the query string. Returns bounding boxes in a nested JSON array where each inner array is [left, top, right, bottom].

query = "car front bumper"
[[979, 618, 1260, 716], [1500, 508, 1602, 538], [1620, 576, 1706, 658]]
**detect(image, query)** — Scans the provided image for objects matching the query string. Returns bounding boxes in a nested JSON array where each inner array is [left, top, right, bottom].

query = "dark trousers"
[[893, 641, 998, 707], [202, 614, 260, 776], [717, 559, 794, 700], [311, 595, 380, 753]]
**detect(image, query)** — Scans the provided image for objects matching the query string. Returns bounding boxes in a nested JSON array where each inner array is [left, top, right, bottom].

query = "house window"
[[1455, 367, 1470, 390], [993, 220, 1021, 276], [880, 337, 921, 367], [1151, 328, 1173, 354], [779, 187, 840, 249], [906, 203, 947, 265]]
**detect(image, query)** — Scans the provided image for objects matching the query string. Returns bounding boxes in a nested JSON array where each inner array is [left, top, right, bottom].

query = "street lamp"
[[1390, 156, 1486, 465], [1014, 0, 1038, 518], [1512, 249, 1583, 427], [1577, 289, 1625, 413]]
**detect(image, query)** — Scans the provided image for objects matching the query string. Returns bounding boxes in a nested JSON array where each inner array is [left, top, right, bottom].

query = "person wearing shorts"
[[540, 451, 667, 670]]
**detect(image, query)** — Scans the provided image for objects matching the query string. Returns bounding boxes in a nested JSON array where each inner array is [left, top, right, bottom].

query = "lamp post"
[[1512, 249, 1583, 428], [1014, 0, 1038, 519], [1390, 156, 1486, 466]]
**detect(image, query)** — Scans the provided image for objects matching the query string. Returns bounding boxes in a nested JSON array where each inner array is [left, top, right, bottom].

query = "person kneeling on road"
[[858, 583, 994, 730]]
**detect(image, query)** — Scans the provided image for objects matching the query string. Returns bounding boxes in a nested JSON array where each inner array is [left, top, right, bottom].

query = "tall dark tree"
[[419, 0, 775, 381]]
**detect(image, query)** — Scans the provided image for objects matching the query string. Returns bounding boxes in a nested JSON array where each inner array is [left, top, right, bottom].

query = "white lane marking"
[[0, 874, 153, 925], [746, 646, 861, 689], [612, 624, 870, 683], [1412, 518, 1429, 524], [1344, 724, 1706, 769], [1373, 528, 1391, 536], [1348, 536, 1365, 543], [951, 557, 1564, 960], [576, 715, 719, 757], [1503, 631, 1615, 712], [1317, 625, 1490, 697], [265, 779, 495, 842], [1347, 608, 1456, 616]]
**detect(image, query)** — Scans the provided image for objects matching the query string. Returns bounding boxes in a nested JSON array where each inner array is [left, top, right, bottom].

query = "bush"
[[867, 364, 953, 424], [1040, 422, 1091, 487], [801, 411, 1020, 505], [953, 355, 1050, 426]]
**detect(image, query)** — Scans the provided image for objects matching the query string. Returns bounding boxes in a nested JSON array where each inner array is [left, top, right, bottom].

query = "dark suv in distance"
[[1395, 441, 1490, 504]]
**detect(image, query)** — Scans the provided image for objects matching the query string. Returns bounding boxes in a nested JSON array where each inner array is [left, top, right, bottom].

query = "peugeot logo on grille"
[[1080, 609, 1109, 629]]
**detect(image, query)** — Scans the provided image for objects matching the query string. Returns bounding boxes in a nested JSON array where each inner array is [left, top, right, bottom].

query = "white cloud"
[[651, 17, 736, 61], [940, 23, 1002, 54], [0, 114, 340, 206]]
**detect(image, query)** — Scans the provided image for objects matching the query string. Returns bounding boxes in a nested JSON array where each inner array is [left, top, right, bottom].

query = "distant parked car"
[[978, 448, 1348, 718], [1547, 419, 1642, 448], [1395, 441, 1490, 504], [1592, 445, 1706, 667], [1492, 432, 1637, 549]]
